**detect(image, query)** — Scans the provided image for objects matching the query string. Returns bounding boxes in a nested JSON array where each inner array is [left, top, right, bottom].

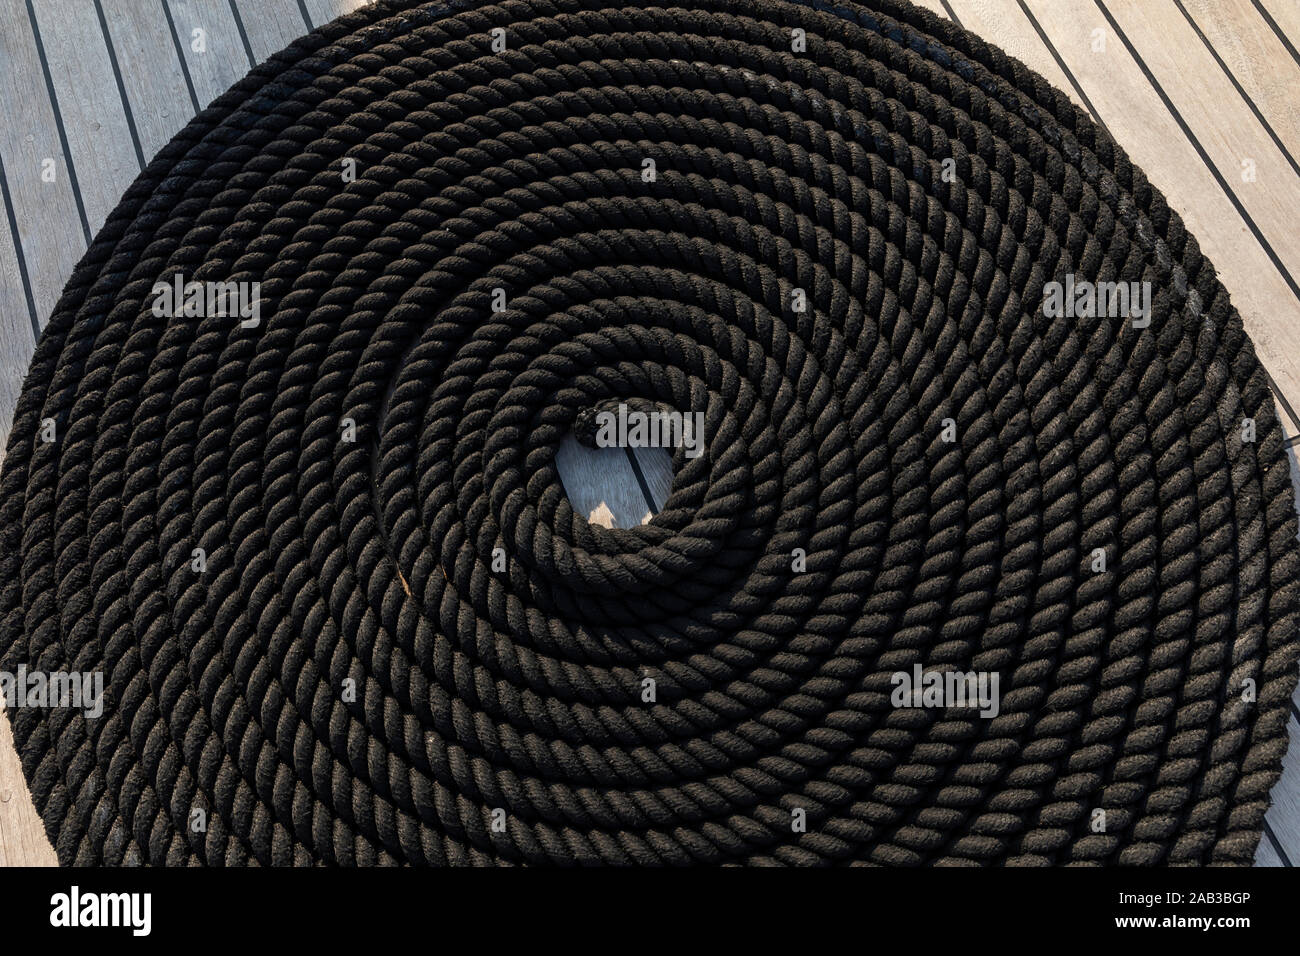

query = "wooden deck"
[[1, 0, 1299, 866]]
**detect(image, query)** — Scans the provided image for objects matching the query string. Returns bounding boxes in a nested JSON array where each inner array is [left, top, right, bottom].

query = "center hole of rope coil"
[[556, 405, 674, 528]]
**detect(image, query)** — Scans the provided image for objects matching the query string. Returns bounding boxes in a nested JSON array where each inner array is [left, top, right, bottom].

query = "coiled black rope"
[[2, 0, 1298, 866]]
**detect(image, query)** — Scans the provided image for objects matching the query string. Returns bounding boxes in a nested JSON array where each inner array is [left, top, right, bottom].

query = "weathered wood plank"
[[99, 0, 199, 160], [0, 707, 57, 867], [1263, 712, 1300, 863], [556, 437, 655, 529], [1255, 828, 1287, 866], [0, 184, 36, 460], [302, 0, 374, 30], [28, 0, 143, 233], [0, 0, 90, 324], [1180, 0, 1300, 160], [1256, 0, 1300, 64], [630, 447, 673, 512], [1100, 0, 1300, 443], [234, 0, 310, 63], [165, 0, 254, 108]]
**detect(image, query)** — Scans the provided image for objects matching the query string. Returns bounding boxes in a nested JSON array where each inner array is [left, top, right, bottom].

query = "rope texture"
[[1, 0, 1298, 866]]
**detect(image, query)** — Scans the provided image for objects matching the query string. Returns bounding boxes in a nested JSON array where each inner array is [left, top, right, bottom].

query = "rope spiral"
[[2, 0, 1298, 865]]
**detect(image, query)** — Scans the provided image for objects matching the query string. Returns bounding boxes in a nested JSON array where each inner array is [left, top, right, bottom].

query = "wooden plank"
[[1255, 828, 1287, 866], [1263, 712, 1300, 863], [0, 0, 90, 325], [0, 182, 36, 462], [27, 0, 143, 234], [556, 437, 655, 529], [302, 0, 374, 30], [99, 0, 199, 160], [166, 0, 255, 108], [1179, 0, 1300, 161], [1256, 0, 1300, 67], [0, 707, 57, 867], [234, 0, 310, 63], [631, 447, 673, 512]]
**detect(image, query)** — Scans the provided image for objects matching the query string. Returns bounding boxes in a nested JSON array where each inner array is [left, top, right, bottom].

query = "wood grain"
[[98, 0, 200, 160], [1257, 0, 1300, 58], [0, 0, 89, 326], [0, 187, 36, 456], [631, 447, 674, 511], [556, 438, 657, 529], [0, 707, 56, 867], [1256, 831, 1285, 866], [302, 0, 374, 30], [1261, 712, 1300, 862], [166, 0, 255, 108], [1181, 0, 1300, 156], [27, 0, 143, 231], [234, 0, 311, 62]]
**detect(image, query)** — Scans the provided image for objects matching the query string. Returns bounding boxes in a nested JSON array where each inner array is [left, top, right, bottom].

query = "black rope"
[[1, 0, 1297, 866]]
